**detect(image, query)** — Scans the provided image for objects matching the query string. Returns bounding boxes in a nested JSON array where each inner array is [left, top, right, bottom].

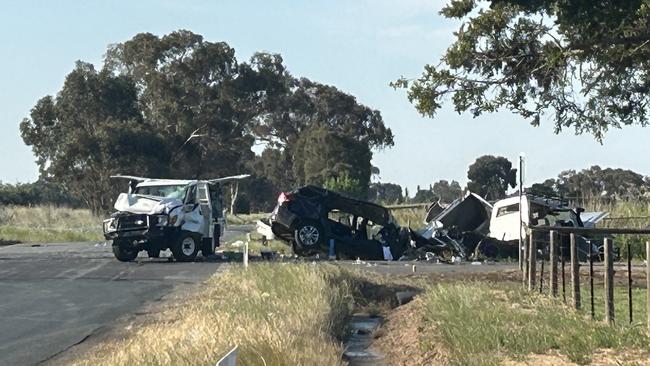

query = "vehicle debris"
[[103, 174, 249, 262], [417, 192, 617, 261]]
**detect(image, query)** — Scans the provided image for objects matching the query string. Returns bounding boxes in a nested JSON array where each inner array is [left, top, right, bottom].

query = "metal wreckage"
[[259, 186, 615, 263]]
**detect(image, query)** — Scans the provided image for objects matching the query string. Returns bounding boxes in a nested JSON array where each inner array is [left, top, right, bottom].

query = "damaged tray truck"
[[103, 174, 249, 262]]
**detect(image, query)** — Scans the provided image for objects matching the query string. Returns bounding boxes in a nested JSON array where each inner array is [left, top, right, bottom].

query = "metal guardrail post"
[[604, 238, 615, 325], [528, 234, 536, 291], [550, 230, 558, 297], [570, 233, 581, 310]]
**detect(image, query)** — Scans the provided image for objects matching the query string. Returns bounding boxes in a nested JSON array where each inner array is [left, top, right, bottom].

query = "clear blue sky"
[[1, 0, 648, 192]]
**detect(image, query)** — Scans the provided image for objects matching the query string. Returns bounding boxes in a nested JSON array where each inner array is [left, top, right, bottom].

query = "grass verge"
[[420, 282, 650, 365], [71, 264, 361, 366], [0, 226, 103, 243], [0, 205, 103, 243]]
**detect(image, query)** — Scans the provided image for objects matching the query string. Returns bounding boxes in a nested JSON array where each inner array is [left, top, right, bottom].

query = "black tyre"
[[112, 240, 138, 262], [171, 232, 200, 262], [201, 239, 215, 257], [294, 221, 324, 253]]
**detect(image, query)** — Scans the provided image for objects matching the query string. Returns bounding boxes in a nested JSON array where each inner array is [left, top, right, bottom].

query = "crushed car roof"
[[293, 185, 393, 226]]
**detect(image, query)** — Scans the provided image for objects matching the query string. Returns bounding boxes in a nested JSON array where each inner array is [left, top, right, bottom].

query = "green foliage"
[[368, 182, 404, 204], [530, 166, 650, 203], [396, 0, 650, 141], [432, 179, 463, 203], [467, 155, 517, 200], [323, 174, 366, 199], [422, 282, 650, 365], [0, 180, 80, 206], [294, 125, 372, 196], [20, 30, 392, 213], [412, 187, 437, 203]]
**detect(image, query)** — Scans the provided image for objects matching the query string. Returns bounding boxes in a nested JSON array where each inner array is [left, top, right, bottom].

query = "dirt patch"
[[502, 348, 650, 365], [372, 296, 448, 365]]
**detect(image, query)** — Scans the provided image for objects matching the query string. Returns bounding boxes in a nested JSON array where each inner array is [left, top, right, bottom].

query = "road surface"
[[0, 225, 252, 366]]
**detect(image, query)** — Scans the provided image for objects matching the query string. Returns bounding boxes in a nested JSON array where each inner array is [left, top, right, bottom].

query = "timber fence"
[[524, 226, 650, 327]]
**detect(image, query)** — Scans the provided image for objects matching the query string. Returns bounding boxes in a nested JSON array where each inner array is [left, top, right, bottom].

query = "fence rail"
[[525, 226, 650, 329]]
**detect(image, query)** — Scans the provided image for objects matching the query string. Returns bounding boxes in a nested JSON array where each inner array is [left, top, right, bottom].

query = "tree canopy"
[[531, 165, 650, 200], [20, 30, 393, 212], [467, 155, 517, 200], [394, 0, 650, 141]]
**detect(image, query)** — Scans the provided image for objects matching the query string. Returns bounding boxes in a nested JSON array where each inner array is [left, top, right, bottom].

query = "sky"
[[1, 0, 648, 193]]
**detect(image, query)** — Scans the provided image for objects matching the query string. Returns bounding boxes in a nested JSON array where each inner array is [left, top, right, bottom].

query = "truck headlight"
[[104, 218, 117, 232]]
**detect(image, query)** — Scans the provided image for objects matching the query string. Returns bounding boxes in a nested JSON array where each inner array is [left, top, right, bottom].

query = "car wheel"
[[171, 232, 200, 262], [294, 221, 324, 251], [112, 240, 138, 262]]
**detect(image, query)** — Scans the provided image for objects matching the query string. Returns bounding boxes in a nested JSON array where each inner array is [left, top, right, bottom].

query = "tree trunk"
[[230, 182, 239, 215]]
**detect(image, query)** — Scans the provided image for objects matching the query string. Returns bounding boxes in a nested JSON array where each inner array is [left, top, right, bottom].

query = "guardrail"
[[524, 226, 650, 327]]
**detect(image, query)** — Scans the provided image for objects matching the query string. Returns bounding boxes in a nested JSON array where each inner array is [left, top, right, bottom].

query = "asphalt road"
[[0, 225, 253, 366]]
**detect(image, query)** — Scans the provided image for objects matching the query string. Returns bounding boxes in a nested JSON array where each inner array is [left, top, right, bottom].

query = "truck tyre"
[[294, 221, 324, 253], [171, 232, 200, 262], [112, 240, 138, 262]]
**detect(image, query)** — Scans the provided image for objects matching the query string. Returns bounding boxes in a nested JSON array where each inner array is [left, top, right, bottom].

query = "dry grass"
[[420, 282, 650, 366], [226, 212, 270, 225], [0, 205, 102, 242], [71, 263, 358, 366], [391, 207, 427, 229]]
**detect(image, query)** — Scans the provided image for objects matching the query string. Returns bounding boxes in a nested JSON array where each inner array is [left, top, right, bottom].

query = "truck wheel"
[[171, 232, 200, 262], [112, 240, 138, 262]]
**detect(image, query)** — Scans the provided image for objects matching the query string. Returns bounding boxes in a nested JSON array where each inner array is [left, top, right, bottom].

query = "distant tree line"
[[0, 179, 82, 207], [530, 166, 650, 203]]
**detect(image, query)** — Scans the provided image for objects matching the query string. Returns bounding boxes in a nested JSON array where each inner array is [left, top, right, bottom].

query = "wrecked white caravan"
[[103, 174, 249, 262], [421, 193, 614, 260]]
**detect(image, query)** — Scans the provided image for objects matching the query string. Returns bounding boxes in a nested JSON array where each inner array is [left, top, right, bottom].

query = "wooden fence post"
[[570, 233, 581, 310], [646, 241, 650, 331], [604, 238, 615, 325], [550, 230, 558, 297], [528, 233, 537, 291]]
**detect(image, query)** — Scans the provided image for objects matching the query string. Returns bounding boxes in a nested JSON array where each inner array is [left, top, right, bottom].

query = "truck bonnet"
[[113, 193, 183, 215]]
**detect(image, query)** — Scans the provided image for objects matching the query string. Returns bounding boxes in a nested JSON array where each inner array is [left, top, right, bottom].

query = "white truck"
[[103, 174, 249, 262]]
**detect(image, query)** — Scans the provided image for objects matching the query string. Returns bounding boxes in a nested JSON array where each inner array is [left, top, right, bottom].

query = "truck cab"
[[103, 175, 248, 262]]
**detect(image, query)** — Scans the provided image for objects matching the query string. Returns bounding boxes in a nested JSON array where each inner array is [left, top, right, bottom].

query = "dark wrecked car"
[[267, 186, 410, 260]]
